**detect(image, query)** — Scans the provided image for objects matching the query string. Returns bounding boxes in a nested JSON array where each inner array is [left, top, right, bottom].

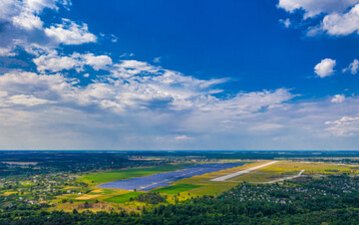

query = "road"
[[211, 161, 278, 182]]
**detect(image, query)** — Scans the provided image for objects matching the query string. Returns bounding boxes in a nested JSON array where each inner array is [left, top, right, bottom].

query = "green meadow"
[[79, 164, 187, 185], [153, 184, 201, 195], [104, 192, 142, 203]]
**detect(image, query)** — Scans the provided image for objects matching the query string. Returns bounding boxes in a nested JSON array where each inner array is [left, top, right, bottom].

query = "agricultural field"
[[79, 164, 186, 185], [50, 159, 359, 213], [153, 184, 201, 195], [229, 160, 359, 183]]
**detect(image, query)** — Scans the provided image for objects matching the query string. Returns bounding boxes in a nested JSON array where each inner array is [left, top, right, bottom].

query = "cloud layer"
[[0, 0, 358, 150]]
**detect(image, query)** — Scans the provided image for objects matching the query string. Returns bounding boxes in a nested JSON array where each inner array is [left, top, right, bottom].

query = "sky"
[[0, 0, 359, 150]]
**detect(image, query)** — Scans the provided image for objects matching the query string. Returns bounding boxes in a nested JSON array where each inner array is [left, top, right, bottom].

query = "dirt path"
[[211, 161, 278, 182]]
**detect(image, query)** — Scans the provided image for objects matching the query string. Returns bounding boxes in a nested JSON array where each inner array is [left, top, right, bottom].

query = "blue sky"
[[67, 0, 359, 96], [0, 0, 359, 150]]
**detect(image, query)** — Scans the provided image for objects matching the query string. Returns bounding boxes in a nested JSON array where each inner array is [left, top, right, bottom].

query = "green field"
[[230, 161, 359, 183], [79, 164, 187, 185], [56, 160, 359, 213], [153, 184, 201, 194], [104, 192, 142, 203]]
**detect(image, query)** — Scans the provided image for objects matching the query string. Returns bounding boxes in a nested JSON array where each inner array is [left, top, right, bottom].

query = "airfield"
[[99, 162, 243, 190], [52, 160, 359, 212]]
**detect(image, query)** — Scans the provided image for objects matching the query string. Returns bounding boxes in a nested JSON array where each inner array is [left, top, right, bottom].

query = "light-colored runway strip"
[[264, 169, 305, 184], [211, 161, 278, 182]]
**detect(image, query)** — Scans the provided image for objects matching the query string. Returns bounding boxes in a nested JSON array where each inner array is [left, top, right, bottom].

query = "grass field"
[[79, 164, 187, 186], [104, 192, 142, 203], [1, 191, 17, 196], [229, 161, 359, 183], [171, 160, 359, 196], [153, 184, 201, 195]]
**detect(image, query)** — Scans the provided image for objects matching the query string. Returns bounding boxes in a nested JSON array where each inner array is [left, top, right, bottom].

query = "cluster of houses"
[[224, 175, 359, 205], [0, 173, 85, 209]]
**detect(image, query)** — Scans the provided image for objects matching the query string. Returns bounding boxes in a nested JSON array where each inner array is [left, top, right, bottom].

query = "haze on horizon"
[[0, 0, 359, 150]]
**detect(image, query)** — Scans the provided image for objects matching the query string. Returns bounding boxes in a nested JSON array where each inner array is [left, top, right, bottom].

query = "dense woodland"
[[1, 175, 358, 225], [0, 151, 156, 176]]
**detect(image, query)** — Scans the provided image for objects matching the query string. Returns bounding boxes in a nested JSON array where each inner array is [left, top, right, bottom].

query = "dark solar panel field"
[[100, 162, 243, 191]]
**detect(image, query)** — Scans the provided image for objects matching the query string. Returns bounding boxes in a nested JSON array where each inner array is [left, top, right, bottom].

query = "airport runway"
[[211, 161, 278, 181], [100, 162, 243, 191]]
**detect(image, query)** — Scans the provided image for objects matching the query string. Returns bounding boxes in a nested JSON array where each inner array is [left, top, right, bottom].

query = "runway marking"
[[211, 161, 278, 182]]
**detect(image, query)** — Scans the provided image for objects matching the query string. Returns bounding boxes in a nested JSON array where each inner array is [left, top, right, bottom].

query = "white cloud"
[[12, 11, 43, 30], [24, 0, 62, 12], [314, 58, 336, 78], [110, 34, 118, 43], [322, 4, 359, 35], [344, 59, 359, 75], [249, 123, 284, 132], [0, 0, 81, 56], [331, 94, 346, 103], [83, 54, 112, 70], [112, 60, 159, 78], [44, 19, 96, 45], [278, 1, 359, 37], [0, 0, 68, 30], [0, 62, 292, 117], [0, 71, 77, 108], [0, 73, 292, 149], [175, 135, 192, 141], [120, 53, 135, 58], [343, 59, 359, 75], [2, 66, 359, 149], [33, 52, 81, 72], [9, 94, 50, 106], [326, 115, 359, 136], [0, 0, 21, 20], [207, 89, 293, 115], [0, 47, 16, 57], [0, 91, 8, 98], [33, 51, 112, 72], [279, 18, 291, 28], [278, 0, 358, 18], [0, 65, 297, 149]]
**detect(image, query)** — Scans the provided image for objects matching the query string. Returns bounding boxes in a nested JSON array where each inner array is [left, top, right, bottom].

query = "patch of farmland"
[[79, 164, 186, 185], [153, 184, 201, 195], [104, 192, 142, 203]]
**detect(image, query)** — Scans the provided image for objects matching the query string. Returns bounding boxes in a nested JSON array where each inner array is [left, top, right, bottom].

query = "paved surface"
[[211, 161, 278, 181], [100, 162, 243, 191], [265, 169, 305, 184]]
